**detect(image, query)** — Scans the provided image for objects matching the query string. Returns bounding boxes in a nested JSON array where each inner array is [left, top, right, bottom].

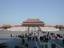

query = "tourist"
[[51, 43, 56, 48], [27, 36, 32, 41], [25, 43, 28, 48], [15, 46, 19, 48], [45, 37, 49, 42], [40, 36, 44, 41], [10, 34, 12, 37], [45, 44, 48, 48], [62, 38, 64, 44], [22, 38, 25, 45]]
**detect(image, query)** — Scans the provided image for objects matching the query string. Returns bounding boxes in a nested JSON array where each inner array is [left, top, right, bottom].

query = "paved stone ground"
[[0, 30, 64, 48]]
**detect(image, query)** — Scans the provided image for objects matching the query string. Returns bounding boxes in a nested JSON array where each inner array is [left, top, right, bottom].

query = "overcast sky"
[[0, 0, 64, 25]]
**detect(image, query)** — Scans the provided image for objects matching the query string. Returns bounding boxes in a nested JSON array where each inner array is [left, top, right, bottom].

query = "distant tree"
[[55, 25, 64, 31], [1, 25, 11, 29]]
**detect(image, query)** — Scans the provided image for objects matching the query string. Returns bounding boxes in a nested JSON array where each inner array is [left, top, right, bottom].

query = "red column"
[[28, 26, 30, 34]]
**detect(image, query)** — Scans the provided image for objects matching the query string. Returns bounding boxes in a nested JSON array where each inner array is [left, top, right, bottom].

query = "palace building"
[[6, 19, 59, 31], [0, 19, 63, 37]]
